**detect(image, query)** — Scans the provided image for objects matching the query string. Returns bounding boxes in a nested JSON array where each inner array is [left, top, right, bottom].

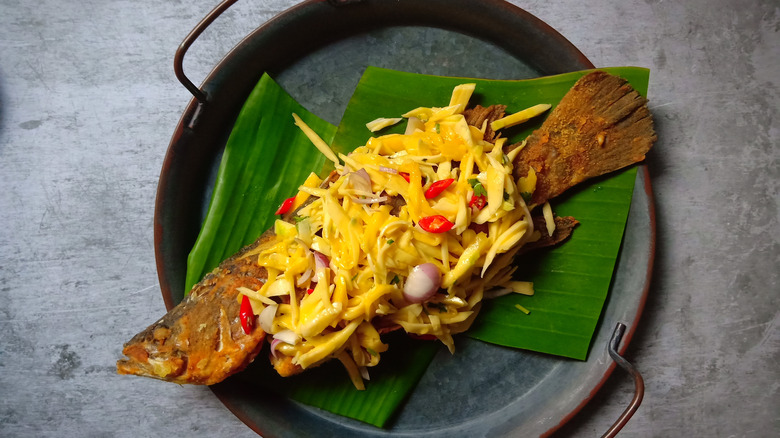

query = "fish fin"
[[513, 71, 656, 206]]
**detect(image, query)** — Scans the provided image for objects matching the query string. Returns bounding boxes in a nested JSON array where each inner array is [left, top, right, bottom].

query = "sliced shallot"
[[403, 263, 442, 303], [296, 266, 313, 286], [270, 338, 282, 359], [359, 366, 370, 381], [313, 250, 329, 270], [270, 330, 300, 359], [379, 166, 398, 175], [258, 303, 277, 333], [273, 329, 300, 345], [349, 168, 372, 193]]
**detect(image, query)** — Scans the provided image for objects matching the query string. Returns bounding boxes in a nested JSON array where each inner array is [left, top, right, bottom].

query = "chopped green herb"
[[390, 275, 400, 285], [366, 348, 378, 357], [503, 191, 510, 201], [468, 178, 487, 197], [387, 239, 395, 245], [294, 215, 308, 223], [434, 123, 440, 133], [351, 273, 358, 282], [520, 192, 532, 203]]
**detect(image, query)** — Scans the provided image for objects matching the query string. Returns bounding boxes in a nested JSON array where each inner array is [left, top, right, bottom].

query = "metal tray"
[[154, 1, 654, 436]]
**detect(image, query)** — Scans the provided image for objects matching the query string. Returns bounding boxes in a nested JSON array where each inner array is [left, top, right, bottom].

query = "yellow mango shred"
[[247, 85, 549, 389]]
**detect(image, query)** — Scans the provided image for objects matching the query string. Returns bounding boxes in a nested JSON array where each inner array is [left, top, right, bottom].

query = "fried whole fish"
[[117, 71, 655, 385], [116, 234, 272, 384]]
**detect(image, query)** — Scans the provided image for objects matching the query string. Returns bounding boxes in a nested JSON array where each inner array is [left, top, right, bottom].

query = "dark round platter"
[[154, 1, 654, 436]]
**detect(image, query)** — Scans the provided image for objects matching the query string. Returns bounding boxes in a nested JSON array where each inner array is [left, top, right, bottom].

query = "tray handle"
[[174, 0, 363, 103], [602, 322, 645, 438], [173, 0, 240, 103]]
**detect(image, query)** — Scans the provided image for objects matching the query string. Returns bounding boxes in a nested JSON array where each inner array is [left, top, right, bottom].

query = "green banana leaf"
[[235, 330, 438, 428], [185, 73, 336, 292], [184, 73, 437, 427], [184, 67, 649, 427], [467, 166, 636, 358], [333, 66, 648, 359]]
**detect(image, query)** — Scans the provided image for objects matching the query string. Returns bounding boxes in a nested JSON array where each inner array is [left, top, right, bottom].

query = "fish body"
[[118, 71, 655, 385], [117, 234, 272, 384]]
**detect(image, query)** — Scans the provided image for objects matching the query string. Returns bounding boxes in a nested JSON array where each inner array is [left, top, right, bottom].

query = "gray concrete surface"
[[0, 0, 777, 437]]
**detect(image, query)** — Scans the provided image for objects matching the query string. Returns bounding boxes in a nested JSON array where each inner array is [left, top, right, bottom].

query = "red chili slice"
[[418, 215, 454, 233], [469, 194, 487, 210], [424, 178, 455, 199], [239, 295, 255, 334], [399, 172, 411, 183], [275, 196, 296, 215]]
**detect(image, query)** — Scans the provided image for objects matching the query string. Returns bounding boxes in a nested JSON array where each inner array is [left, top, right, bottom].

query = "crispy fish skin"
[[462, 104, 507, 143], [116, 233, 274, 385], [512, 71, 657, 206], [270, 354, 302, 377], [117, 74, 655, 386], [520, 215, 579, 255], [117, 173, 339, 385]]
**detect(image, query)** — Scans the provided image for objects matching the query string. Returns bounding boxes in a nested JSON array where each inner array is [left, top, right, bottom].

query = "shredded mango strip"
[[240, 85, 548, 388]]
